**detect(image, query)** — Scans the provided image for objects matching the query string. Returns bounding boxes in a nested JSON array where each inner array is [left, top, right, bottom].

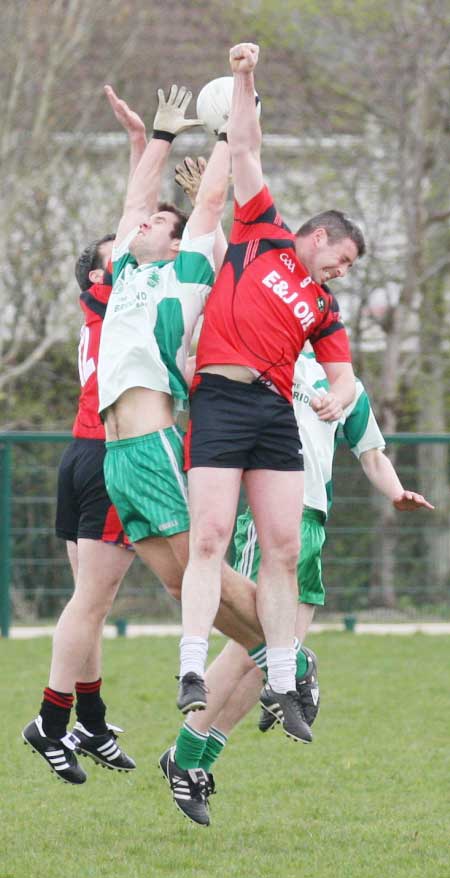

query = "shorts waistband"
[[105, 425, 182, 450], [196, 371, 283, 397], [71, 437, 106, 446], [303, 506, 326, 525]]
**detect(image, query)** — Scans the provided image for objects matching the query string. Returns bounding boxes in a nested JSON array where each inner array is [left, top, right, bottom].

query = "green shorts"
[[104, 426, 190, 542], [233, 505, 326, 606]]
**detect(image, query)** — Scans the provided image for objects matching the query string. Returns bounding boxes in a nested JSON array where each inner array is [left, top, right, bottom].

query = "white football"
[[196, 76, 261, 136]]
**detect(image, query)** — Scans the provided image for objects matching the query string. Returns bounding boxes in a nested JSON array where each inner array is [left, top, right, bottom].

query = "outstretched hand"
[[393, 491, 435, 512], [104, 84, 146, 140], [229, 42, 259, 74], [175, 156, 207, 206], [153, 85, 202, 135]]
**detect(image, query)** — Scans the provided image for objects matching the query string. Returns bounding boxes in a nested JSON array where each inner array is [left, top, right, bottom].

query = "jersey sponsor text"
[[262, 270, 316, 331]]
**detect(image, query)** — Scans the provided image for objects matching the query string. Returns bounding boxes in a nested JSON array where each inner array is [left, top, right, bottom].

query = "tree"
[[231, 0, 450, 606]]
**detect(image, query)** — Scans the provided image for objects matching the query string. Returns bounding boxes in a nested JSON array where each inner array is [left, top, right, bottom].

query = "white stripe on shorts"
[[159, 429, 189, 503], [172, 425, 184, 444], [240, 519, 258, 578]]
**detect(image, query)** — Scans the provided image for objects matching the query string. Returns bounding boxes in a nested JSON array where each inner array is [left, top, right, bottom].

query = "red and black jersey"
[[72, 272, 112, 440], [196, 185, 351, 402]]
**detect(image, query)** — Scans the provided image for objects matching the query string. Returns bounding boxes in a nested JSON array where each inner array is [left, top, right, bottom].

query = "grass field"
[[1, 633, 449, 878]]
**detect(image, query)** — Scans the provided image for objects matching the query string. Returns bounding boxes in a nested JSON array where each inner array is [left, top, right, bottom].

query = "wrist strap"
[[153, 130, 175, 143], [217, 132, 228, 142]]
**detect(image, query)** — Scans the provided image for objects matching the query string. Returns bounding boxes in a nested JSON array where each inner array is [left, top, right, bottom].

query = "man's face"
[[130, 211, 179, 263], [298, 230, 358, 285]]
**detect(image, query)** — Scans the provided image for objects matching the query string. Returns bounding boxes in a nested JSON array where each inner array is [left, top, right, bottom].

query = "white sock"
[[266, 646, 296, 693], [179, 636, 208, 679]]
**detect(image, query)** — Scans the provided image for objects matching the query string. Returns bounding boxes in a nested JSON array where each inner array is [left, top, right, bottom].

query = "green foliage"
[[2, 634, 449, 877], [2, 343, 78, 431]]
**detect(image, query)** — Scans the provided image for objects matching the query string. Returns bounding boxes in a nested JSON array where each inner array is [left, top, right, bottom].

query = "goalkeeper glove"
[[174, 156, 206, 206], [153, 85, 201, 142]]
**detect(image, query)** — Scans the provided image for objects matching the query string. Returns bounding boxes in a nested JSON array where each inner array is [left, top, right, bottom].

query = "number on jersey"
[[78, 325, 96, 386]]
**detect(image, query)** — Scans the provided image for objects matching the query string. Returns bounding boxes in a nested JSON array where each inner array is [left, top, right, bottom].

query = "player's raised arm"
[[176, 153, 229, 270], [104, 85, 147, 182], [228, 42, 263, 206], [186, 139, 230, 243], [115, 85, 200, 246]]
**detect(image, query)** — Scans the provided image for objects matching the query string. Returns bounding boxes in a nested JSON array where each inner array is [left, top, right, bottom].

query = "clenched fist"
[[229, 43, 259, 74], [311, 392, 344, 423]]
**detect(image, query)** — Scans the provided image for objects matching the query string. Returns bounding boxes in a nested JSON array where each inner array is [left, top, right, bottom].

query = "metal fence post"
[[0, 440, 12, 637]]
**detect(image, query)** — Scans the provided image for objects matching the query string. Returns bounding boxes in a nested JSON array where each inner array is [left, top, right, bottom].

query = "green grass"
[[1, 634, 449, 878]]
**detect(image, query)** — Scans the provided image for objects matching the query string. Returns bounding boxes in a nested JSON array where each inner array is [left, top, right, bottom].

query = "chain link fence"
[[1, 432, 449, 635]]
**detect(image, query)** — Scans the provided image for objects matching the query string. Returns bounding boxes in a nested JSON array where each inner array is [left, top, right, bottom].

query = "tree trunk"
[[367, 307, 402, 608]]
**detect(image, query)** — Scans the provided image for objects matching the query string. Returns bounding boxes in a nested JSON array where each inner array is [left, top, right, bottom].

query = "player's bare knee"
[[191, 537, 225, 561], [80, 595, 113, 621], [75, 571, 123, 595], [261, 539, 300, 575], [71, 578, 120, 618], [191, 522, 231, 560]]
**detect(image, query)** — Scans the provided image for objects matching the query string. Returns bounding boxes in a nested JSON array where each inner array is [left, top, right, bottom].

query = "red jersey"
[[196, 186, 351, 402], [72, 275, 112, 439]]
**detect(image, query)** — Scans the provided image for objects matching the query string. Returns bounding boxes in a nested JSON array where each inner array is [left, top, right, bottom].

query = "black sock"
[[40, 687, 73, 739], [75, 679, 108, 735]]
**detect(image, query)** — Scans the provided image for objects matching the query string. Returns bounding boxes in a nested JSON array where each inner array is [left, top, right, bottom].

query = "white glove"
[[153, 85, 201, 137]]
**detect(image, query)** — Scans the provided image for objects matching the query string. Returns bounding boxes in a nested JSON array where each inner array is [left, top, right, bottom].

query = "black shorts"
[[55, 438, 130, 545], [184, 373, 304, 471]]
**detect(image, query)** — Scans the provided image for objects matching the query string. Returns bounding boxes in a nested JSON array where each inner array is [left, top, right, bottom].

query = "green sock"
[[248, 642, 267, 673], [199, 727, 228, 772], [174, 722, 208, 770], [296, 647, 308, 679]]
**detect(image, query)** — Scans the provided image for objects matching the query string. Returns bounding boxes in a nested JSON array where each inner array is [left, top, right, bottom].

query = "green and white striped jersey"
[[98, 225, 215, 414], [294, 352, 385, 517]]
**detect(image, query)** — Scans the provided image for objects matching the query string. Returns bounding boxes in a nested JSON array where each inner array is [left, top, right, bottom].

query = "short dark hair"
[[296, 210, 366, 258], [157, 202, 188, 241], [74, 234, 115, 291]]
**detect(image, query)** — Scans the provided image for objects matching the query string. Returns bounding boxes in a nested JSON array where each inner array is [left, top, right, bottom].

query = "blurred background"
[[1, 0, 449, 627]]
